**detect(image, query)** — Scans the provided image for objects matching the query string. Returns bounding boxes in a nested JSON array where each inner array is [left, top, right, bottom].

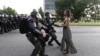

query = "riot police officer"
[[6, 15, 11, 32], [26, 9, 48, 56], [0, 15, 3, 34], [1, 14, 8, 33], [43, 12, 61, 46]]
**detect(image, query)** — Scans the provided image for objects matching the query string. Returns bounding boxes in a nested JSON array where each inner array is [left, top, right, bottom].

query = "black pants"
[[26, 33, 46, 56], [0, 24, 3, 34], [48, 32, 61, 46]]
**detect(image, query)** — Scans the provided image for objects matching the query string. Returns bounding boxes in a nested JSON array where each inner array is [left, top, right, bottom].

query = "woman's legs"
[[60, 37, 65, 51], [62, 39, 69, 54], [65, 39, 69, 53]]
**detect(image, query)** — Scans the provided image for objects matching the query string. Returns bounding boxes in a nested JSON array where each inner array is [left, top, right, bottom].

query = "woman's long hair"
[[64, 9, 71, 17]]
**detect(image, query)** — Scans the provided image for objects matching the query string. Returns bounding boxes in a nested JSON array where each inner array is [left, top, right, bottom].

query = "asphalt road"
[[0, 26, 100, 56]]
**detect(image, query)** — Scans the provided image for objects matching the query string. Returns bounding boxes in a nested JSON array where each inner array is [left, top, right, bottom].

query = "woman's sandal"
[[63, 50, 69, 54]]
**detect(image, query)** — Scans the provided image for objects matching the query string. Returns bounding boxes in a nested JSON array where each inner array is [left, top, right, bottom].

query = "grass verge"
[[55, 22, 100, 26]]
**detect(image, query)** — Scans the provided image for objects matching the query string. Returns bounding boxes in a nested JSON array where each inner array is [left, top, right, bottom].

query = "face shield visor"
[[36, 13, 42, 19], [49, 14, 53, 18]]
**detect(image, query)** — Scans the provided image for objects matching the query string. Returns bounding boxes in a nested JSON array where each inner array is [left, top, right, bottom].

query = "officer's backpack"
[[19, 18, 29, 34]]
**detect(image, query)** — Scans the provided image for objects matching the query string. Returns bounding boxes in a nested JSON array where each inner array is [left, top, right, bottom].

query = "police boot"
[[48, 42, 53, 46]]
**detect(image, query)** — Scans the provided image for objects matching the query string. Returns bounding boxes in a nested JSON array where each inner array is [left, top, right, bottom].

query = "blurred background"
[[45, 0, 100, 26]]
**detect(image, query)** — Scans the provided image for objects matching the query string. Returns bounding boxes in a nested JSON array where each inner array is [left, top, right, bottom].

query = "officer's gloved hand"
[[42, 33, 47, 38], [44, 33, 50, 41]]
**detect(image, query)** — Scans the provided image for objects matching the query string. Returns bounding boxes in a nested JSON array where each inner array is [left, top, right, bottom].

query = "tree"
[[84, 4, 100, 22], [55, 0, 100, 21], [0, 9, 3, 14], [38, 7, 44, 18], [0, 7, 17, 15]]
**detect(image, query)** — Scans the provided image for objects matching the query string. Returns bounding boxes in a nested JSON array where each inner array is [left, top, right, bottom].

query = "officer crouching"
[[26, 9, 49, 56]]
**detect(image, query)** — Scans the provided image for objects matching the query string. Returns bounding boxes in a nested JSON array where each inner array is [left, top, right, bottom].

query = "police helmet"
[[31, 9, 37, 17], [45, 12, 50, 17], [45, 12, 52, 18]]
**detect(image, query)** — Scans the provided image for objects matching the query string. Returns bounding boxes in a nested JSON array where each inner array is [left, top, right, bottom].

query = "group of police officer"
[[0, 14, 23, 34], [26, 9, 61, 56], [0, 9, 61, 56]]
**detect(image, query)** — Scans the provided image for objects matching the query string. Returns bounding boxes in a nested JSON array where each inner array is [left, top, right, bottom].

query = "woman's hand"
[[61, 24, 64, 26]]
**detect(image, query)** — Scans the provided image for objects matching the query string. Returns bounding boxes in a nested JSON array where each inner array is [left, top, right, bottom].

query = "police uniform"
[[44, 12, 61, 46], [26, 10, 48, 56]]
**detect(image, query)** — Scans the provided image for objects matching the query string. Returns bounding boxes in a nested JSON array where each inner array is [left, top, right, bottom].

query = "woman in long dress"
[[60, 9, 77, 54]]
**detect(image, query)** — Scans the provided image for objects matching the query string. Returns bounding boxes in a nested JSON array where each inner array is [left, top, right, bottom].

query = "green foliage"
[[0, 7, 17, 15], [55, 0, 100, 21], [38, 7, 44, 18]]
